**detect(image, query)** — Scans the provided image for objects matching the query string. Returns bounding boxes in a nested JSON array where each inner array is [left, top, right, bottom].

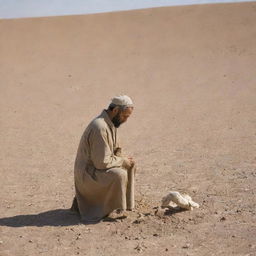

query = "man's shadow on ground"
[[0, 207, 187, 227], [0, 209, 81, 227]]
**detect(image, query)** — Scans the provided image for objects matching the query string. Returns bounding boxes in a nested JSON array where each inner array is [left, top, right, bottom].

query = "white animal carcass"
[[161, 191, 199, 210]]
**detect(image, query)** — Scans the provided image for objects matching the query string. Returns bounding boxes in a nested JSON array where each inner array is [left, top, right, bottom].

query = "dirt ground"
[[1, 2, 256, 256]]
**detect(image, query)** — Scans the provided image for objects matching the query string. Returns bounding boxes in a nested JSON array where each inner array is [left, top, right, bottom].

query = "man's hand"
[[122, 157, 135, 169]]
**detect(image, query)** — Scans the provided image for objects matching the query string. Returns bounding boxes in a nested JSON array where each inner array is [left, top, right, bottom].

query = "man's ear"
[[113, 106, 119, 115]]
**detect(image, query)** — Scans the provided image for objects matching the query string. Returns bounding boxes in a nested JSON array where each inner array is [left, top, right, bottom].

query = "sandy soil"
[[1, 2, 256, 255]]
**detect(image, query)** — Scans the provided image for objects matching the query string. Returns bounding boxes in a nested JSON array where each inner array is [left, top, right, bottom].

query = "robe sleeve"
[[115, 131, 122, 150], [90, 126, 124, 170]]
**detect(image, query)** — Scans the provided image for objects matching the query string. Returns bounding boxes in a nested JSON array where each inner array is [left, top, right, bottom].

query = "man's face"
[[112, 107, 133, 128]]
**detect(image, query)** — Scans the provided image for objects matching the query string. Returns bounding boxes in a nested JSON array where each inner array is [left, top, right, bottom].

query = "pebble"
[[133, 219, 144, 224], [154, 207, 165, 218], [134, 243, 147, 252]]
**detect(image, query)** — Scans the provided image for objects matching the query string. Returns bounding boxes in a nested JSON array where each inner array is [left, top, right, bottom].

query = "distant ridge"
[[1, 0, 256, 19]]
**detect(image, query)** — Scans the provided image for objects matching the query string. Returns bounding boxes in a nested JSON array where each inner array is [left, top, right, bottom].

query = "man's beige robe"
[[73, 110, 134, 223]]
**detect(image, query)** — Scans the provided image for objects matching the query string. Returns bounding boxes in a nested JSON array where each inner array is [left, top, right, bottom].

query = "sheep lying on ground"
[[161, 191, 199, 210]]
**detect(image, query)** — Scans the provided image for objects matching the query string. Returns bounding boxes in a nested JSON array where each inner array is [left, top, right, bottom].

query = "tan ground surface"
[[1, 2, 256, 255]]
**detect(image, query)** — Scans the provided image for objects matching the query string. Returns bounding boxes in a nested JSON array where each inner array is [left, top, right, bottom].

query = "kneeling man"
[[71, 95, 135, 223]]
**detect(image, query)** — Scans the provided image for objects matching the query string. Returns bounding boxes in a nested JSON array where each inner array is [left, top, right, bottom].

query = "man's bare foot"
[[104, 209, 127, 220]]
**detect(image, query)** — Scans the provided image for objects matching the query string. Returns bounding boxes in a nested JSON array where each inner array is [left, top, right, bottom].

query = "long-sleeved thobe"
[[73, 110, 134, 223]]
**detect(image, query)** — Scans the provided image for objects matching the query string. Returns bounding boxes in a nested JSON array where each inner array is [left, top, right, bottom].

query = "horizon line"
[[0, 0, 256, 20]]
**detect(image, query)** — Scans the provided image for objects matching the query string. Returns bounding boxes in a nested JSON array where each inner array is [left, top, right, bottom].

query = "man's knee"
[[108, 168, 127, 183]]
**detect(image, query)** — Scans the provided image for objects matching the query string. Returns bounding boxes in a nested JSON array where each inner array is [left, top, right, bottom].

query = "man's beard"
[[112, 112, 123, 128]]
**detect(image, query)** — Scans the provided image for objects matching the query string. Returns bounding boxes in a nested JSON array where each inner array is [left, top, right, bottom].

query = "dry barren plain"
[[1, 2, 256, 255]]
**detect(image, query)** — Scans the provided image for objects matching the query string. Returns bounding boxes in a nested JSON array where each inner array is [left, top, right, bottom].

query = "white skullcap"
[[111, 95, 133, 106]]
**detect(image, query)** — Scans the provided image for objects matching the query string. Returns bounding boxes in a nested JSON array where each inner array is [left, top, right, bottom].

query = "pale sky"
[[0, 0, 255, 19]]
